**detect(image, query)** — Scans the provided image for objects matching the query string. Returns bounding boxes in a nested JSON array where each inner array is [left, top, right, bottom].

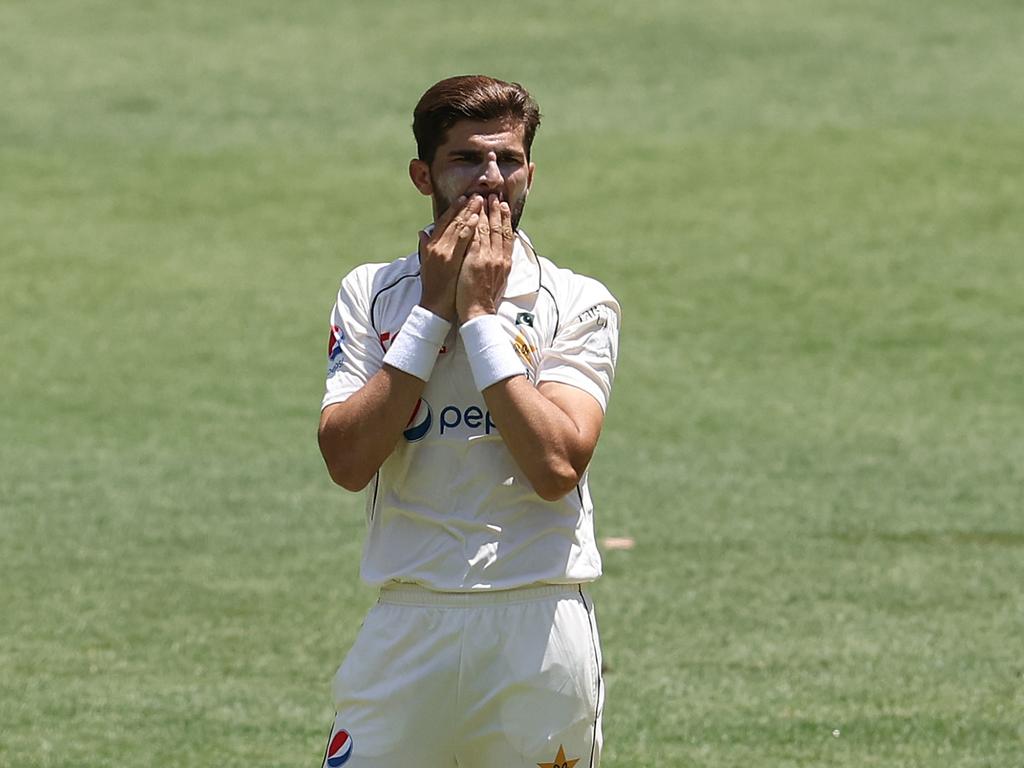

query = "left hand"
[[456, 194, 515, 322]]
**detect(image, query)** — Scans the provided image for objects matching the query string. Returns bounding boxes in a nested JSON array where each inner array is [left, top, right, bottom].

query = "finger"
[[438, 195, 483, 251], [488, 194, 503, 253], [473, 195, 493, 241], [467, 216, 486, 258], [475, 216, 491, 246], [453, 212, 479, 261], [499, 201, 515, 253], [418, 229, 430, 258], [431, 195, 468, 240]]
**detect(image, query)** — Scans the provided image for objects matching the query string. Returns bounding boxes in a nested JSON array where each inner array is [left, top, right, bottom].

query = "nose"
[[478, 152, 502, 188]]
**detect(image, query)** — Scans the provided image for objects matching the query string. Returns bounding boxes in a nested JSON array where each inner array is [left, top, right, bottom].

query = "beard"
[[431, 187, 528, 232]]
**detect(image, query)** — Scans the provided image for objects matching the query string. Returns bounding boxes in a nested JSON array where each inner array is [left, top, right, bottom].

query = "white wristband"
[[382, 305, 451, 381], [459, 314, 526, 391]]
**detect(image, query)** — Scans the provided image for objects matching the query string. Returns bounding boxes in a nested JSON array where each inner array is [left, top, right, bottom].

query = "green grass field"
[[2, 1, 1023, 766]]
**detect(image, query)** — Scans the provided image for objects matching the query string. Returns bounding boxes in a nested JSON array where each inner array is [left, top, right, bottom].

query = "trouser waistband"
[[378, 582, 588, 606]]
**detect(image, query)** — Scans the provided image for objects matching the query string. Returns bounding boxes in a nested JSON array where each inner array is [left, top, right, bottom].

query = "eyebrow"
[[448, 148, 526, 162]]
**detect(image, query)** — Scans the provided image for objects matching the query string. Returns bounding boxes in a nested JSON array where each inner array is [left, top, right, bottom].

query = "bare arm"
[[457, 194, 606, 500], [318, 195, 482, 490], [318, 367, 427, 491], [482, 378, 604, 501]]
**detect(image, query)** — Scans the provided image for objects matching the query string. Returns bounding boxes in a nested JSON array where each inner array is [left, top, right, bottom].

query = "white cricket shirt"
[[322, 230, 620, 591]]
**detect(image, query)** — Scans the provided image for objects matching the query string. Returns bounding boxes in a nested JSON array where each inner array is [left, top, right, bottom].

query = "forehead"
[[437, 118, 527, 156]]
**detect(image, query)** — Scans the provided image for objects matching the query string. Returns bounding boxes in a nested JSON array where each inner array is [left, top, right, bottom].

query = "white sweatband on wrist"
[[459, 314, 526, 391], [382, 305, 451, 381]]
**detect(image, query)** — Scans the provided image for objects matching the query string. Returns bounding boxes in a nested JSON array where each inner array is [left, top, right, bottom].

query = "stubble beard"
[[432, 190, 528, 232]]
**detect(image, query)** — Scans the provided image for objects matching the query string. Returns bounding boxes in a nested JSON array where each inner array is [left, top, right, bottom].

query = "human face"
[[410, 118, 535, 231]]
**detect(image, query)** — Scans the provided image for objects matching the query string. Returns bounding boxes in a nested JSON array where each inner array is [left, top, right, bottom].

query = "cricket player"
[[317, 75, 620, 768]]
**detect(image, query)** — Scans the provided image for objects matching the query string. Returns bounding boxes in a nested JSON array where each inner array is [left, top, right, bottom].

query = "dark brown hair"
[[413, 75, 541, 164]]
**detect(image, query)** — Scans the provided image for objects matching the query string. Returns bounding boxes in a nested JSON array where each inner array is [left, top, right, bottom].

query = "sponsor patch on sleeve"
[[328, 325, 345, 360], [573, 305, 612, 328], [323, 727, 353, 767]]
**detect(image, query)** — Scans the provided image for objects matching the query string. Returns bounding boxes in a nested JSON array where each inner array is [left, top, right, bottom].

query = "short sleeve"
[[536, 296, 620, 412], [322, 266, 384, 410]]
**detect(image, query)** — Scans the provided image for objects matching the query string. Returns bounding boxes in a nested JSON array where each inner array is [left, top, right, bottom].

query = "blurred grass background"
[[2, 1, 1023, 766]]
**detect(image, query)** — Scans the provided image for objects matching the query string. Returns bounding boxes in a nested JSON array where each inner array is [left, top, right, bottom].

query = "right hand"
[[456, 194, 514, 322], [418, 195, 483, 320]]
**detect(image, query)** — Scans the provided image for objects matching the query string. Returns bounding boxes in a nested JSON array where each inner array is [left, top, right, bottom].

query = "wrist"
[[459, 303, 497, 322], [419, 299, 456, 322], [459, 314, 526, 391], [382, 305, 452, 381]]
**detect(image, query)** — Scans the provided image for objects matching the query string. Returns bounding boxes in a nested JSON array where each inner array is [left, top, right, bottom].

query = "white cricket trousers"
[[321, 583, 604, 768]]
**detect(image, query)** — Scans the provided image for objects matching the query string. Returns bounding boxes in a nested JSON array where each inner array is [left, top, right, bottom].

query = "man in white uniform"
[[318, 75, 620, 768]]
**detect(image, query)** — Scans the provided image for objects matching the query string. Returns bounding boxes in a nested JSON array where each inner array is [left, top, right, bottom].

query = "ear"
[[527, 161, 536, 190], [409, 159, 433, 196]]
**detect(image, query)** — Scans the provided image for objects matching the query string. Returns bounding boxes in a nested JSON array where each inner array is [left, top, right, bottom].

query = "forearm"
[[320, 302, 453, 490], [454, 198, 604, 500], [318, 366, 426, 490], [482, 377, 598, 501]]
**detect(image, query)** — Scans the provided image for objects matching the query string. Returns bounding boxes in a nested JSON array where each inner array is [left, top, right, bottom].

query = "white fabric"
[[323, 584, 603, 768], [381, 305, 450, 381], [459, 314, 527, 390], [321, 229, 621, 591]]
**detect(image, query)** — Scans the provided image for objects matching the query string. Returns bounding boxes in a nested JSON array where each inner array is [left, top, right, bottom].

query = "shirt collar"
[[417, 225, 541, 298]]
